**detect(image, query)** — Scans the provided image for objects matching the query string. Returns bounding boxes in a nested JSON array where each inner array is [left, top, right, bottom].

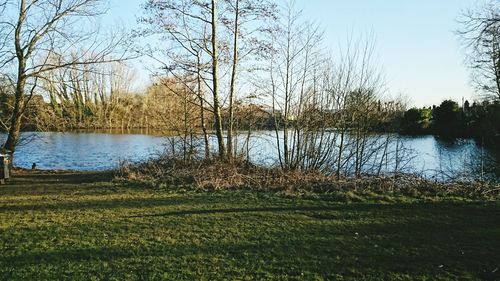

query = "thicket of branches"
[[459, 0, 500, 101]]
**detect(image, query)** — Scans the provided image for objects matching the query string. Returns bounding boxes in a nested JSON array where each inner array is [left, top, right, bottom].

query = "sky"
[[106, 0, 485, 107]]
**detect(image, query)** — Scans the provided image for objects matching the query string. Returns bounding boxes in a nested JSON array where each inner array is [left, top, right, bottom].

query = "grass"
[[0, 171, 499, 280]]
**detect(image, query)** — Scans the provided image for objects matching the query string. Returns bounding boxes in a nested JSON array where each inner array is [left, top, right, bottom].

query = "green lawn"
[[0, 171, 499, 280]]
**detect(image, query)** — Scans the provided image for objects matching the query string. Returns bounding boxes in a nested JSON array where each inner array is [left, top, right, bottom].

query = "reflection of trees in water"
[[241, 133, 497, 182], [434, 138, 499, 182], [222, 131, 418, 179]]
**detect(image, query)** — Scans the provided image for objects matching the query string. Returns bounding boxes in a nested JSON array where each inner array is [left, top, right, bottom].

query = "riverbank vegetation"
[[119, 156, 500, 199], [0, 170, 499, 280]]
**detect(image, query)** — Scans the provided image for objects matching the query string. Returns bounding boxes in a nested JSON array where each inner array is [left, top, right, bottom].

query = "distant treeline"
[[0, 72, 290, 133], [398, 100, 500, 147], [0, 82, 399, 133], [2, 81, 500, 151]]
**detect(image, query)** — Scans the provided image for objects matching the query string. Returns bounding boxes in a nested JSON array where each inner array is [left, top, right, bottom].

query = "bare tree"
[[0, 75, 14, 131], [0, 0, 127, 155], [290, 35, 390, 178], [210, 0, 226, 158], [221, 0, 277, 161], [458, 1, 500, 100], [264, 2, 324, 170], [138, 7, 212, 157], [0, 1, 8, 52], [41, 61, 138, 130], [139, 0, 277, 160], [139, 0, 227, 159]]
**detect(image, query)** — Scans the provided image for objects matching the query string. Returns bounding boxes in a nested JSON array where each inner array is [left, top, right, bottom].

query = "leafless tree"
[[0, 1, 8, 52], [144, 78, 200, 161], [0, 0, 128, 155], [259, 3, 404, 177], [139, 0, 228, 159], [209, 0, 226, 158], [264, 2, 324, 170], [0, 75, 14, 131], [40, 61, 138, 130], [220, 0, 277, 161], [327, 36, 391, 178], [458, 1, 500, 100], [139, 0, 277, 160]]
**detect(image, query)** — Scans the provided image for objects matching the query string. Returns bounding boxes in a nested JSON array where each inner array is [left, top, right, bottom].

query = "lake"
[[2, 131, 498, 181]]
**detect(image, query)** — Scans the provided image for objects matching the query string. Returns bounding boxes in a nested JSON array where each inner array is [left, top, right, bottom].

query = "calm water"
[[4, 132, 166, 171], [1, 131, 498, 180]]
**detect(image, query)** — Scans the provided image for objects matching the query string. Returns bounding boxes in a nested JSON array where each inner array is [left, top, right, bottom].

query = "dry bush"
[[118, 156, 500, 200]]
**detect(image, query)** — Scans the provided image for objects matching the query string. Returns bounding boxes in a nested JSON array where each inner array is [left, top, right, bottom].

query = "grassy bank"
[[0, 171, 499, 280]]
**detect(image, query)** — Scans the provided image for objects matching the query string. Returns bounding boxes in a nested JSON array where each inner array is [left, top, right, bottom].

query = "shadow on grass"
[[0, 171, 118, 197], [2, 190, 498, 219], [10, 171, 115, 185], [0, 197, 195, 212], [131, 206, 345, 217], [131, 201, 500, 217], [1, 205, 499, 280]]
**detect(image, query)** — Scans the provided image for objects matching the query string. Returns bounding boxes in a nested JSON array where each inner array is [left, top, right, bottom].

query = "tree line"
[[399, 99, 500, 146]]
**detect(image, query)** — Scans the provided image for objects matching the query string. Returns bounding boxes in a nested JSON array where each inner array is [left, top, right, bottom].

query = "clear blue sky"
[[107, 0, 484, 107]]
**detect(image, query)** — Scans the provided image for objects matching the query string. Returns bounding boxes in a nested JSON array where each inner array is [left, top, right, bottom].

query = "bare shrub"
[[118, 155, 500, 200]]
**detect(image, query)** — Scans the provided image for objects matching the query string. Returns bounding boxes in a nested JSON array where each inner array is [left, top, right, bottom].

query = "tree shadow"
[[131, 206, 346, 217], [1, 205, 499, 280], [131, 201, 498, 218], [10, 171, 115, 185], [0, 196, 199, 212]]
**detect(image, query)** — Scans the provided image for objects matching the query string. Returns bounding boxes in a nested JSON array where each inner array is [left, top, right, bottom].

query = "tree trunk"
[[4, 1, 27, 154], [3, 82, 25, 154], [197, 57, 210, 159], [211, 0, 226, 159], [227, 0, 239, 161]]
